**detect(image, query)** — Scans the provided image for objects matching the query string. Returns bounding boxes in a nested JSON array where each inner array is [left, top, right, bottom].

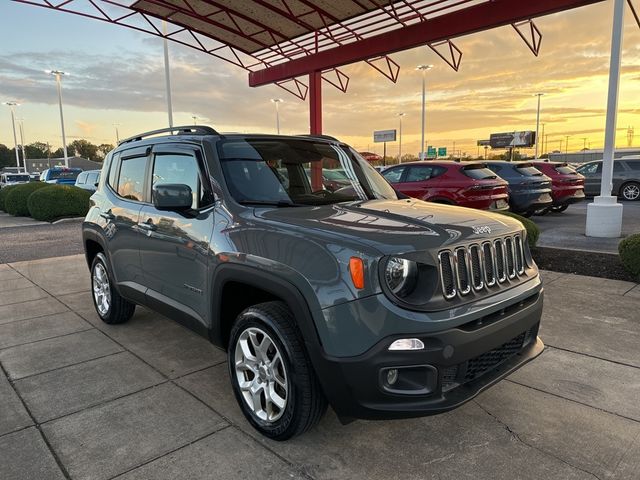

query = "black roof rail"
[[295, 134, 340, 142], [118, 125, 219, 145]]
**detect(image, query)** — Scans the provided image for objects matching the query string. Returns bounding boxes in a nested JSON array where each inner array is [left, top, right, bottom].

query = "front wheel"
[[621, 182, 640, 201], [228, 301, 327, 440], [90, 252, 135, 324]]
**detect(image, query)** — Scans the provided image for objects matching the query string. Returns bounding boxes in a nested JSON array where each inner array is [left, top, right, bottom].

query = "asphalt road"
[[0, 219, 84, 263], [535, 199, 640, 253]]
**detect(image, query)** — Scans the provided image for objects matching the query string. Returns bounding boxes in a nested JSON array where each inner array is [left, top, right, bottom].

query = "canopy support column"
[[586, 0, 624, 238], [310, 70, 323, 190]]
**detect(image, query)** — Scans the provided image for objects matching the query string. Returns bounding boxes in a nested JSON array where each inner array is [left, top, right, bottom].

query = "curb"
[[51, 217, 84, 225]]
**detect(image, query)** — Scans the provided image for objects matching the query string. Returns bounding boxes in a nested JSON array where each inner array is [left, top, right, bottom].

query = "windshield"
[[217, 138, 398, 207], [514, 164, 544, 176], [49, 169, 81, 180], [462, 165, 497, 180]]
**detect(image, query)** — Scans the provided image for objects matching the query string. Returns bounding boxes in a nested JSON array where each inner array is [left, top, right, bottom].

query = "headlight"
[[384, 257, 418, 297]]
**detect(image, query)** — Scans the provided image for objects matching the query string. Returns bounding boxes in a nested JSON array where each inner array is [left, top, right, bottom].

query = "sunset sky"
[[1, 0, 640, 158]]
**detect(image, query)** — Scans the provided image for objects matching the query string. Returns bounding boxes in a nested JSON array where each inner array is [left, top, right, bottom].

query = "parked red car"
[[381, 161, 510, 211], [530, 161, 585, 213]]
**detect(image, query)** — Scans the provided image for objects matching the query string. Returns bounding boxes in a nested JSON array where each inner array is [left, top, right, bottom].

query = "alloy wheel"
[[622, 183, 640, 201], [92, 263, 111, 316], [234, 327, 288, 422]]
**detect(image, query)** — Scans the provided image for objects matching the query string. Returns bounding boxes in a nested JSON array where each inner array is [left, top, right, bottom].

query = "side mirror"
[[152, 184, 193, 211]]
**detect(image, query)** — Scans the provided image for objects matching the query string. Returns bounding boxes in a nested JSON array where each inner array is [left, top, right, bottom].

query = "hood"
[[254, 198, 523, 255]]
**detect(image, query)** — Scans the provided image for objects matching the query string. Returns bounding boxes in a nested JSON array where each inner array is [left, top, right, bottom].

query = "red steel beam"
[[249, 0, 605, 87]]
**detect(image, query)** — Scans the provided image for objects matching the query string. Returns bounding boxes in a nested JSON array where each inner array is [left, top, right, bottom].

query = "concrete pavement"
[[0, 256, 639, 479]]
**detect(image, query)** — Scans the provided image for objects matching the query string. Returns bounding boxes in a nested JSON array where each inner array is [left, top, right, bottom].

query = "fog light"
[[386, 368, 398, 385], [388, 338, 425, 351]]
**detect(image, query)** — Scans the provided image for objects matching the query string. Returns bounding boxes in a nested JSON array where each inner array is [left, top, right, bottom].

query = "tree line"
[[0, 140, 114, 169]]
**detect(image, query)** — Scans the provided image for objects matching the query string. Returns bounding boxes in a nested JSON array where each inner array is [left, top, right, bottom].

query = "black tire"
[[620, 181, 640, 201], [228, 301, 327, 440], [90, 252, 135, 324], [520, 211, 533, 218], [550, 205, 569, 213], [533, 208, 550, 216]]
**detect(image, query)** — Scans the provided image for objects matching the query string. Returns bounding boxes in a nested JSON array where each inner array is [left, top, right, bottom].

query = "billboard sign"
[[373, 129, 397, 143], [477, 139, 491, 146], [489, 131, 536, 148]]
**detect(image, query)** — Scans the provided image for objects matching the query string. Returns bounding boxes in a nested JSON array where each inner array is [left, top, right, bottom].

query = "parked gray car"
[[576, 157, 640, 201], [75, 169, 101, 193], [82, 126, 544, 440]]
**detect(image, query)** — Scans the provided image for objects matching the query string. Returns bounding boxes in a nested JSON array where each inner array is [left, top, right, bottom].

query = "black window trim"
[[108, 146, 152, 205], [149, 143, 215, 212]]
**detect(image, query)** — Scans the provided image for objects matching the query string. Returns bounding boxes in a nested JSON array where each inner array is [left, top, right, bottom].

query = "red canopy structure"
[[14, 0, 616, 137]]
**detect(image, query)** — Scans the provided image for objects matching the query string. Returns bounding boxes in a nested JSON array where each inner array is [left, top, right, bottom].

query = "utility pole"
[[534, 93, 544, 158], [18, 119, 27, 173], [113, 123, 121, 144], [46, 70, 69, 167], [564, 135, 570, 155], [270, 99, 283, 134], [162, 20, 174, 128], [397, 112, 406, 161]]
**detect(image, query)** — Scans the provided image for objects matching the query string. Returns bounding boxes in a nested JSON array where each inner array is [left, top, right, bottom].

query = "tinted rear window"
[[49, 169, 81, 180], [514, 164, 544, 176], [625, 161, 640, 171], [462, 166, 497, 180], [554, 165, 577, 175]]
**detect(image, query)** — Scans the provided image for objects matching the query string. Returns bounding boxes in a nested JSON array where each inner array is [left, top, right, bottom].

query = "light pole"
[[541, 123, 546, 156], [113, 123, 121, 144], [270, 99, 283, 134], [416, 64, 433, 159], [397, 112, 406, 161], [46, 70, 69, 168], [18, 119, 27, 172], [3, 101, 20, 171], [564, 135, 570, 155], [191, 115, 198, 125], [533, 93, 544, 158]]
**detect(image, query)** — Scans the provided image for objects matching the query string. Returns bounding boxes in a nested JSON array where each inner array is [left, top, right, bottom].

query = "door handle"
[[100, 211, 115, 220], [137, 220, 157, 232]]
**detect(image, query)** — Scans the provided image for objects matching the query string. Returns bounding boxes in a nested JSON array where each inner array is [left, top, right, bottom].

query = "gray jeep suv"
[[83, 126, 544, 440]]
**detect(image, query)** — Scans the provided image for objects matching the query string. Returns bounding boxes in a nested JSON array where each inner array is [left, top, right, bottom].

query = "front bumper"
[[313, 284, 544, 421]]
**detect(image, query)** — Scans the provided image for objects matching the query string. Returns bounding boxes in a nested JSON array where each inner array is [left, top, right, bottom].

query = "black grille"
[[469, 245, 483, 290], [515, 235, 524, 273], [505, 237, 516, 279], [439, 251, 456, 299], [482, 242, 496, 286], [494, 240, 506, 282], [464, 331, 526, 381], [455, 248, 470, 295], [441, 329, 533, 392]]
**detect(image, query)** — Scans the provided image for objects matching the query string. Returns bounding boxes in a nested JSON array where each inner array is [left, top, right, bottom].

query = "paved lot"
[[0, 219, 83, 263], [536, 200, 640, 253], [0, 255, 639, 480]]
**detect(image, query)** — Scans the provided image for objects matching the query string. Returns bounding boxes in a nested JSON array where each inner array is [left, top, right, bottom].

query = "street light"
[[113, 123, 121, 144], [18, 118, 27, 172], [397, 112, 406, 161], [3, 101, 21, 171], [416, 64, 433, 159], [191, 115, 198, 125], [270, 99, 283, 134], [533, 93, 545, 159], [46, 70, 69, 168]]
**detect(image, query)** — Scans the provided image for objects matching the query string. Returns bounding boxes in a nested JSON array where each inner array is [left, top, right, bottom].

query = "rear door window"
[[624, 161, 640, 171], [382, 167, 405, 183], [405, 166, 433, 182], [117, 156, 147, 202]]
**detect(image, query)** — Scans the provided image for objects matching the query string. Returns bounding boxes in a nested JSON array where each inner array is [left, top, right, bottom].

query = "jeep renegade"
[[83, 126, 544, 440]]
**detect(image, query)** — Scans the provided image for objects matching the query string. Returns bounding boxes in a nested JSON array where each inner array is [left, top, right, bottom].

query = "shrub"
[[497, 211, 540, 248], [4, 182, 49, 216], [27, 185, 91, 222], [619, 233, 640, 282], [0, 185, 18, 212]]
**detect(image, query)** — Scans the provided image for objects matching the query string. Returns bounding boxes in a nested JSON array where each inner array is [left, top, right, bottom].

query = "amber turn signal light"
[[349, 257, 365, 289]]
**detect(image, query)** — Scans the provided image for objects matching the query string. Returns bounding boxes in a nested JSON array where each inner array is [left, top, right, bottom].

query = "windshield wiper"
[[237, 200, 302, 208]]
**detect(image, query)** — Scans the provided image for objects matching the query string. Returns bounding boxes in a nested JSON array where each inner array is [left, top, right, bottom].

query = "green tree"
[[97, 143, 115, 160], [69, 139, 98, 160], [24, 142, 49, 159], [50, 147, 65, 158], [0, 144, 13, 169]]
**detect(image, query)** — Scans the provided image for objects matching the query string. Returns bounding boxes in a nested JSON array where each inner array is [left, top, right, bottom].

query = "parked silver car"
[[576, 157, 640, 201]]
